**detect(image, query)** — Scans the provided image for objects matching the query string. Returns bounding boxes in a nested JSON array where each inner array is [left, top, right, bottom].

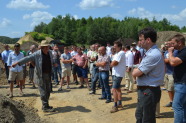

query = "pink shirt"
[[73, 53, 88, 67]]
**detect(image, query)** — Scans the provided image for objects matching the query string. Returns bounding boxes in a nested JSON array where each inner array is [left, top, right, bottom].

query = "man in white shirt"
[[7, 43, 24, 98], [1, 44, 12, 82], [124, 45, 134, 93], [110, 41, 126, 113], [106, 42, 112, 56]]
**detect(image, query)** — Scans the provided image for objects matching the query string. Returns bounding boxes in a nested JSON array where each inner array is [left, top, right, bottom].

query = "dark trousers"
[[38, 73, 51, 108], [91, 66, 99, 93], [135, 87, 161, 123], [4, 63, 9, 79]]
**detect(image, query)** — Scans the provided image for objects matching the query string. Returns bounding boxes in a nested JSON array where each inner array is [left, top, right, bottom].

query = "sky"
[[0, 0, 186, 38]]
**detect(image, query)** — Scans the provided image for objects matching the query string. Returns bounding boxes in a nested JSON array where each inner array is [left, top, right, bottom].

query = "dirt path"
[[0, 79, 174, 123]]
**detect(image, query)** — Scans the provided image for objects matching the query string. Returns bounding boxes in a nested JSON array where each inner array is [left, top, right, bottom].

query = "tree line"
[[33, 14, 186, 45], [0, 36, 19, 44]]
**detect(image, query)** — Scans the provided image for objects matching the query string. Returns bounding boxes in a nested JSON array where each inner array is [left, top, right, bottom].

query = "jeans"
[[91, 66, 99, 93], [52, 65, 62, 84], [99, 71, 111, 101], [173, 83, 186, 123], [135, 87, 161, 123]]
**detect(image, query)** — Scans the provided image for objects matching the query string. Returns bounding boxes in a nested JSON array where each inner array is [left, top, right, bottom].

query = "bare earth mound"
[[0, 95, 45, 123]]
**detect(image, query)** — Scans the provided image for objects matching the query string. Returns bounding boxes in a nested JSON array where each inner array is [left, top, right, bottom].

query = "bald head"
[[99, 46, 106, 55]]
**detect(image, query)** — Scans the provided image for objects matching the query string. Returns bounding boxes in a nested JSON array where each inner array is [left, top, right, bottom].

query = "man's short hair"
[[171, 34, 185, 45], [114, 41, 122, 49], [138, 27, 157, 43], [64, 47, 69, 50], [14, 43, 20, 47]]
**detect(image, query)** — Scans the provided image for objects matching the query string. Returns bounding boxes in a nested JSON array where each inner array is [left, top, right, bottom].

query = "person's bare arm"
[[168, 47, 182, 66], [110, 60, 118, 67], [132, 68, 144, 78]]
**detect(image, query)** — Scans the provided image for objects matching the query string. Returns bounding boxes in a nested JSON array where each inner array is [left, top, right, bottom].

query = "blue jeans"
[[99, 71, 111, 101], [173, 83, 186, 123], [91, 66, 99, 93]]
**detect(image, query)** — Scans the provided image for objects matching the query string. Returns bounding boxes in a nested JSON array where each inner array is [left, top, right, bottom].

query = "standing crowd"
[[0, 27, 186, 123]]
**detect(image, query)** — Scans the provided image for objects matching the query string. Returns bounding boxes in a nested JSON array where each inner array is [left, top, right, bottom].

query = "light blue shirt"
[[137, 45, 165, 87], [61, 53, 72, 68], [7, 52, 24, 72], [1, 50, 12, 63]]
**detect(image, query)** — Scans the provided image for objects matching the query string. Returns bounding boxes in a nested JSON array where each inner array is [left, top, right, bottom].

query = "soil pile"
[[0, 95, 45, 123]]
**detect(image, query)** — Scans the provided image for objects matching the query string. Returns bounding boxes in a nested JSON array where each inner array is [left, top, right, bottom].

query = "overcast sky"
[[0, 0, 186, 38]]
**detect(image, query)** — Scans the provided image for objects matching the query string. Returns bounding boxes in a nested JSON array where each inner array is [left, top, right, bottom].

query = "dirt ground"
[[0, 75, 174, 123]]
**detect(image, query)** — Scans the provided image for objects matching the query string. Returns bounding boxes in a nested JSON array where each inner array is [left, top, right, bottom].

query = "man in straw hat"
[[12, 40, 55, 112]]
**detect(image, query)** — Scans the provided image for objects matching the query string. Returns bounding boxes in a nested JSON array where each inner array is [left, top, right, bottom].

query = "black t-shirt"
[[42, 51, 52, 74], [173, 47, 186, 83]]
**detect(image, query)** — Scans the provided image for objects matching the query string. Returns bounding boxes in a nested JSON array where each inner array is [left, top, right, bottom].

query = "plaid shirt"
[[97, 54, 110, 71]]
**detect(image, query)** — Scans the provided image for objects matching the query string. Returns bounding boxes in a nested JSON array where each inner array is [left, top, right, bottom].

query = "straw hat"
[[40, 40, 50, 46]]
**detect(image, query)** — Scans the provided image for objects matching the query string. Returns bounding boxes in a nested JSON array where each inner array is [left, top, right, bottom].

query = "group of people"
[[0, 27, 186, 123]]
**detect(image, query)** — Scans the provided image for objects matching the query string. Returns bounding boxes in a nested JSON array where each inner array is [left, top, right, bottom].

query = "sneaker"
[[164, 102, 172, 107], [7, 94, 13, 98], [58, 87, 63, 91], [14, 85, 19, 88], [117, 105, 123, 109], [66, 85, 70, 89], [110, 106, 118, 113], [20, 92, 24, 96], [43, 108, 55, 112], [79, 85, 84, 88], [89, 91, 95, 95], [98, 97, 106, 100], [75, 81, 79, 85], [105, 100, 111, 103], [32, 85, 36, 89]]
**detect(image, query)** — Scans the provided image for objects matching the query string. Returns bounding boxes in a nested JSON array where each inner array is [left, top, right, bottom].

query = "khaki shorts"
[[8, 70, 23, 82], [62, 67, 71, 78], [164, 74, 174, 91]]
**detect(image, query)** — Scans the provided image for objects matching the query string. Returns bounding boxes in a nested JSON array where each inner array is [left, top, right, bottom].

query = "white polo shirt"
[[112, 50, 126, 77]]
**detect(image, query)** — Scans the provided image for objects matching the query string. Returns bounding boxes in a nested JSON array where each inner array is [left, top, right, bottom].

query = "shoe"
[[79, 85, 84, 88], [161, 87, 166, 90], [32, 85, 36, 89], [110, 106, 118, 113], [15, 85, 19, 88], [89, 91, 95, 95], [117, 105, 123, 109], [58, 87, 63, 91], [66, 85, 70, 89], [98, 97, 106, 100], [75, 81, 79, 85], [8, 94, 13, 98], [20, 92, 24, 96], [105, 100, 111, 103], [43, 108, 55, 112], [164, 102, 172, 107]]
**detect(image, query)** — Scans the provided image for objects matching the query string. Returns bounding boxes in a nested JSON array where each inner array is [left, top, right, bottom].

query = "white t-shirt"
[[125, 50, 134, 67], [106, 46, 112, 56], [112, 50, 126, 77]]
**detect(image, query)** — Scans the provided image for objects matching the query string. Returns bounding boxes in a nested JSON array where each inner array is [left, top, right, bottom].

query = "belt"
[[137, 86, 160, 89]]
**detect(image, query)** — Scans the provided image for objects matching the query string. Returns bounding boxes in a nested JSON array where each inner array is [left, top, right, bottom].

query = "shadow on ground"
[[45, 105, 91, 116]]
